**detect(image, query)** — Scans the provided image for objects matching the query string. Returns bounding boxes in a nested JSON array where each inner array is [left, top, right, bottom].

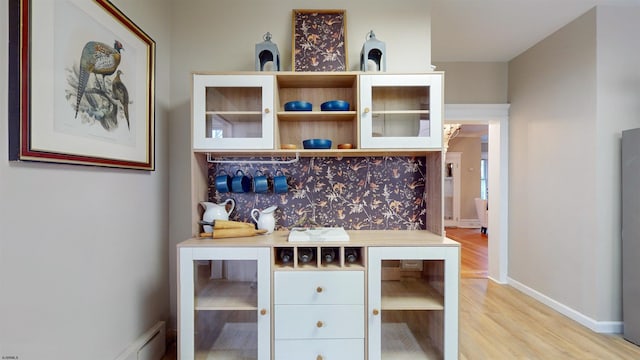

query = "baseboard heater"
[[114, 321, 166, 360]]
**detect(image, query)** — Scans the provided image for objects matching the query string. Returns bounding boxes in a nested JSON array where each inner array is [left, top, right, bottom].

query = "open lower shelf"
[[195, 280, 258, 310], [381, 278, 444, 310]]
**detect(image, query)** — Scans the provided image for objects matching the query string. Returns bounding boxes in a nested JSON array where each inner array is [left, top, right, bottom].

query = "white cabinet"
[[274, 271, 365, 360], [360, 73, 443, 149], [368, 246, 459, 359], [192, 74, 274, 150], [191, 72, 444, 154], [178, 235, 458, 360], [178, 246, 271, 359]]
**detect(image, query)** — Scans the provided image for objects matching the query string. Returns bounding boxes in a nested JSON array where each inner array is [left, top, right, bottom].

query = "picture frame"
[[292, 9, 347, 72], [8, 0, 156, 170]]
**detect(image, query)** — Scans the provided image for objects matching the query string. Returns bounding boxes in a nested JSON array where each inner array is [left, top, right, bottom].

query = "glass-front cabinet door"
[[368, 246, 459, 360], [360, 74, 443, 149], [178, 246, 271, 359], [192, 74, 274, 150]]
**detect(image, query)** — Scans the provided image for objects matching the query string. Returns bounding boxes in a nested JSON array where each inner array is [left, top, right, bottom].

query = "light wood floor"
[[445, 227, 488, 279], [164, 228, 640, 359]]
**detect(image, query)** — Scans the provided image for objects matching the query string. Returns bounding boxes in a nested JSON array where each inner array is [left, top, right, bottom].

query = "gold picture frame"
[[292, 9, 347, 72]]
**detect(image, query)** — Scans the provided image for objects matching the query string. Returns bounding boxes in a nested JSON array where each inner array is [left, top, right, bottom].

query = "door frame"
[[444, 152, 462, 227], [445, 104, 509, 283]]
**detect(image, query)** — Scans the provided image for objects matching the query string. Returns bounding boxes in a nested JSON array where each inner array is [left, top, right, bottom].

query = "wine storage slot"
[[275, 247, 295, 268], [320, 247, 340, 268], [297, 247, 318, 268]]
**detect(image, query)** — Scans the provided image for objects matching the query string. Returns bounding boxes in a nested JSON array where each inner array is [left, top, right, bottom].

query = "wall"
[[447, 137, 481, 220], [169, 0, 433, 330], [209, 156, 428, 230], [433, 62, 508, 104], [0, 0, 171, 358], [508, 6, 640, 328]]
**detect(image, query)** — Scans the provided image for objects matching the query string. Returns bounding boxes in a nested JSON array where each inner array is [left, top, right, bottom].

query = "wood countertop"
[[178, 230, 459, 248]]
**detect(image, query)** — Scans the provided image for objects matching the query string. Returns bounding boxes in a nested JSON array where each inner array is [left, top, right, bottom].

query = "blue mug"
[[273, 170, 288, 194], [232, 170, 251, 193], [253, 170, 269, 193], [215, 170, 232, 193]]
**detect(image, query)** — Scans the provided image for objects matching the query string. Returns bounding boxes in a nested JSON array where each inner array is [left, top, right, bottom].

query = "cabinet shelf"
[[195, 280, 258, 311], [371, 110, 430, 115], [277, 111, 356, 121], [381, 278, 444, 310], [205, 111, 263, 116]]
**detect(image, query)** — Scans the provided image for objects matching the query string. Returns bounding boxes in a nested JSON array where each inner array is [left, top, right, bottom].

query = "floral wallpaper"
[[207, 156, 428, 231]]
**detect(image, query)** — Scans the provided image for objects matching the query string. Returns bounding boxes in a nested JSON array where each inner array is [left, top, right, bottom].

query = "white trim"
[[445, 103, 510, 283], [114, 321, 166, 360], [508, 277, 623, 334], [456, 219, 480, 228]]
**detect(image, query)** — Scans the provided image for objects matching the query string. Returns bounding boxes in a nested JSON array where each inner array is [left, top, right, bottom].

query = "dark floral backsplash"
[[208, 156, 428, 230]]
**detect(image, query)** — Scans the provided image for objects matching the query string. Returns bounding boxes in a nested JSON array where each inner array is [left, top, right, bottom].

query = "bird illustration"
[[111, 70, 130, 129], [75, 40, 124, 118]]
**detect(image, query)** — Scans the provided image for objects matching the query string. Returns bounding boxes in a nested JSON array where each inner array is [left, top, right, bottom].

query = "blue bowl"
[[284, 101, 312, 111], [321, 100, 350, 111], [303, 139, 332, 149]]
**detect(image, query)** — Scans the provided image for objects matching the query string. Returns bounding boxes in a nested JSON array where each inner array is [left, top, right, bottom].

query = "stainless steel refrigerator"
[[623, 128, 640, 345]]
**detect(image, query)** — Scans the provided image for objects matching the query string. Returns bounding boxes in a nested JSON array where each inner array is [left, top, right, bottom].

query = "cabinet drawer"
[[275, 304, 364, 339], [275, 339, 364, 360], [274, 271, 364, 305]]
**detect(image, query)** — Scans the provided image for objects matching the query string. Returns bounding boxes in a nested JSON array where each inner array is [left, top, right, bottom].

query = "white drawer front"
[[274, 271, 364, 305], [275, 339, 364, 360], [275, 304, 364, 339]]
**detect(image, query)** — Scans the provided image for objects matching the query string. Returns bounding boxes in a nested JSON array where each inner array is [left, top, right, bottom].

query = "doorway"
[[445, 104, 509, 283]]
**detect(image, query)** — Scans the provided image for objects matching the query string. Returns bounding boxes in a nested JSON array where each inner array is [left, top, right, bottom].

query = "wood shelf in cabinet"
[[195, 280, 258, 311], [277, 111, 356, 121], [196, 149, 438, 157], [205, 111, 263, 115], [381, 278, 444, 311], [371, 110, 430, 115]]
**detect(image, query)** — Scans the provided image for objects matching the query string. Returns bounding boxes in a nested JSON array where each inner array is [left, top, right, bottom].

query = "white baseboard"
[[457, 219, 481, 228], [507, 278, 622, 334], [115, 321, 166, 360]]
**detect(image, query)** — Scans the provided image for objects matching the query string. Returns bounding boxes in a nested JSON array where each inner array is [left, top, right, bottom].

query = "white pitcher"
[[251, 205, 277, 234], [200, 199, 235, 232]]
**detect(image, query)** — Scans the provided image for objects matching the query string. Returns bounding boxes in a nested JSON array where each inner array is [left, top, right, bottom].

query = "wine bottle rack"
[[273, 245, 365, 270]]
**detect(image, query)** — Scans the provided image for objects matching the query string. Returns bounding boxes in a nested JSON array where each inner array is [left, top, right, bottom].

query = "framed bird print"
[[292, 9, 347, 72], [8, 0, 156, 170]]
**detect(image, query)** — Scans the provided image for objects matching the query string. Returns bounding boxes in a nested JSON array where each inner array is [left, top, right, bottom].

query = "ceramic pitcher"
[[251, 205, 277, 234], [200, 199, 236, 232]]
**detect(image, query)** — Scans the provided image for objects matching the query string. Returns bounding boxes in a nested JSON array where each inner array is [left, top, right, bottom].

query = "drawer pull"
[[316, 356, 323, 360], [373, 309, 380, 316], [364, 107, 370, 114], [316, 320, 324, 328], [264, 108, 270, 114], [316, 286, 323, 293], [260, 308, 267, 316]]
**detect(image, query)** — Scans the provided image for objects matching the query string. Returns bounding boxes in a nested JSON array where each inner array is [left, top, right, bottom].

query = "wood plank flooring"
[[445, 227, 488, 278], [163, 228, 640, 359], [460, 278, 640, 359]]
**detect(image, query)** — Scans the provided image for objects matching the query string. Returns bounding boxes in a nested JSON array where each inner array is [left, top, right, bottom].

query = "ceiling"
[[431, 0, 640, 62]]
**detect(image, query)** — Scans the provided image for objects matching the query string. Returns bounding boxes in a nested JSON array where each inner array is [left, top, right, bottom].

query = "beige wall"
[[508, 6, 640, 324], [434, 61, 508, 103], [168, 0, 434, 329], [448, 137, 482, 220], [0, 1, 171, 358]]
